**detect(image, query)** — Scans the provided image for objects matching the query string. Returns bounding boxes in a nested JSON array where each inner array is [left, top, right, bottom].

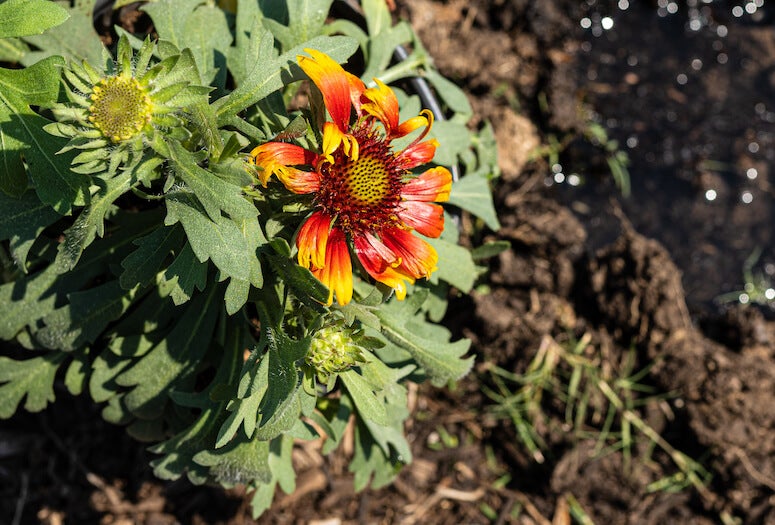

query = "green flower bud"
[[307, 321, 366, 384]]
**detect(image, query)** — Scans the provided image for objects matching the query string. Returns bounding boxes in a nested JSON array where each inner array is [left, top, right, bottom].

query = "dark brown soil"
[[4, 1, 775, 524]]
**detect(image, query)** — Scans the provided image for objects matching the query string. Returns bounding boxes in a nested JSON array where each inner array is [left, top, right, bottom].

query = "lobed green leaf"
[[0, 0, 69, 40], [0, 353, 66, 418]]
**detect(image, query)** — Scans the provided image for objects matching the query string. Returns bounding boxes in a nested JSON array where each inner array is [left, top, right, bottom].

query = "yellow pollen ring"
[[88, 75, 153, 142], [344, 154, 390, 206]]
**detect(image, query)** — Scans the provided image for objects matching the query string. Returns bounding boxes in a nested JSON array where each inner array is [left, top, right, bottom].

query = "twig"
[[495, 494, 515, 525], [732, 447, 775, 492], [11, 471, 29, 525]]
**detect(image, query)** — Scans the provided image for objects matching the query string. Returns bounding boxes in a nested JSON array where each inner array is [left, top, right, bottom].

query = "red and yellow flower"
[[251, 49, 452, 306]]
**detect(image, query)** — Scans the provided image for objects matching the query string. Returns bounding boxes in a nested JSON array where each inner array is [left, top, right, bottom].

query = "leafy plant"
[[716, 247, 775, 308], [483, 333, 712, 502], [0, 0, 499, 516], [531, 92, 631, 197]]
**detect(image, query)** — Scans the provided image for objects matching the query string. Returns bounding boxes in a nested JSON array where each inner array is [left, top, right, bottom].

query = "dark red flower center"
[[316, 128, 403, 234]]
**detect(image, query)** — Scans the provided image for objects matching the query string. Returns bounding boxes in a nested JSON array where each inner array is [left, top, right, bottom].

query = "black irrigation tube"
[[391, 45, 462, 184]]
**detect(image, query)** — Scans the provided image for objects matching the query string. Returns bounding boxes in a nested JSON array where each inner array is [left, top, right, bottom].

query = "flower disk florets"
[[88, 75, 153, 142], [316, 126, 402, 234]]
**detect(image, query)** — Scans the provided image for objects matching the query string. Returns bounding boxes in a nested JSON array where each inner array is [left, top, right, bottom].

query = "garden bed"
[[3, 1, 775, 523]]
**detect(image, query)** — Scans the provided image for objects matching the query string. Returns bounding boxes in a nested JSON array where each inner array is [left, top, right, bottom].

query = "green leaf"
[[216, 359, 266, 448], [150, 319, 245, 483], [447, 171, 501, 231], [425, 237, 477, 293], [227, 10, 274, 87], [168, 141, 257, 222], [424, 69, 473, 117], [349, 418, 403, 491], [142, 0, 204, 50], [0, 263, 61, 340], [340, 368, 389, 427], [255, 328, 308, 435], [215, 34, 358, 121], [182, 3, 232, 84], [362, 22, 412, 82], [120, 226, 184, 290], [471, 240, 510, 261], [266, 253, 329, 306], [248, 436, 295, 517], [36, 280, 140, 351], [158, 242, 208, 305], [254, 387, 312, 441], [0, 353, 66, 419], [193, 434, 272, 486], [373, 295, 474, 387], [262, 0, 334, 50], [0, 190, 61, 271], [64, 349, 90, 396], [149, 406, 217, 484], [224, 278, 250, 315], [0, 37, 29, 64], [0, 56, 89, 213], [21, 2, 103, 66], [314, 397, 352, 454], [56, 171, 133, 271], [89, 348, 133, 403], [216, 327, 311, 446], [0, 0, 69, 38], [361, 0, 391, 36], [116, 287, 220, 419], [430, 120, 471, 166], [165, 191, 255, 282]]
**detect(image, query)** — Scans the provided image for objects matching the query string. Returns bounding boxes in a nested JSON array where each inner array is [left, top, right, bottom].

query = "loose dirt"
[[4, 1, 775, 524]]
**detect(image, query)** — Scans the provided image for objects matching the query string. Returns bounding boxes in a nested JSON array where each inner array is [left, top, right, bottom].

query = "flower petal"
[[395, 138, 439, 171], [297, 211, 331, 271], [361, 78, 400, 136], [322, 121, 359, 162], [346, 71, 367, 114], [353, 232, 400, 273], [251, 142, 318, 186], [278, 168, 321, 194], [312, 228, 353, 306], [397, 201, 445, 238], [298, 49, 353, 133], [401, 166, 452, 202], [395, 111, 431, 138], [380, 227, 438, 279], [363, 263, 412, 301]]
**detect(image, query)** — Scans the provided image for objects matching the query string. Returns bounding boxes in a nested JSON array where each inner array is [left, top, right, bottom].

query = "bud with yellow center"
[[88, 75, 153, 143], [46, 34, 208, 176]]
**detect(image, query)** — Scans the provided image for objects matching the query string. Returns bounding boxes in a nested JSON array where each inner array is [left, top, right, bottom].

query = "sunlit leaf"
[[0, 0, 69, 39], [0, 353, 66, 419], [448, 171, 501, 231]]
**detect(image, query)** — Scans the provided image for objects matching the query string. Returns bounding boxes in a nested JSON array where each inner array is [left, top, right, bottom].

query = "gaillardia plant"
[[0, 0, 500, 517], [252, 49, 451, 305]]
